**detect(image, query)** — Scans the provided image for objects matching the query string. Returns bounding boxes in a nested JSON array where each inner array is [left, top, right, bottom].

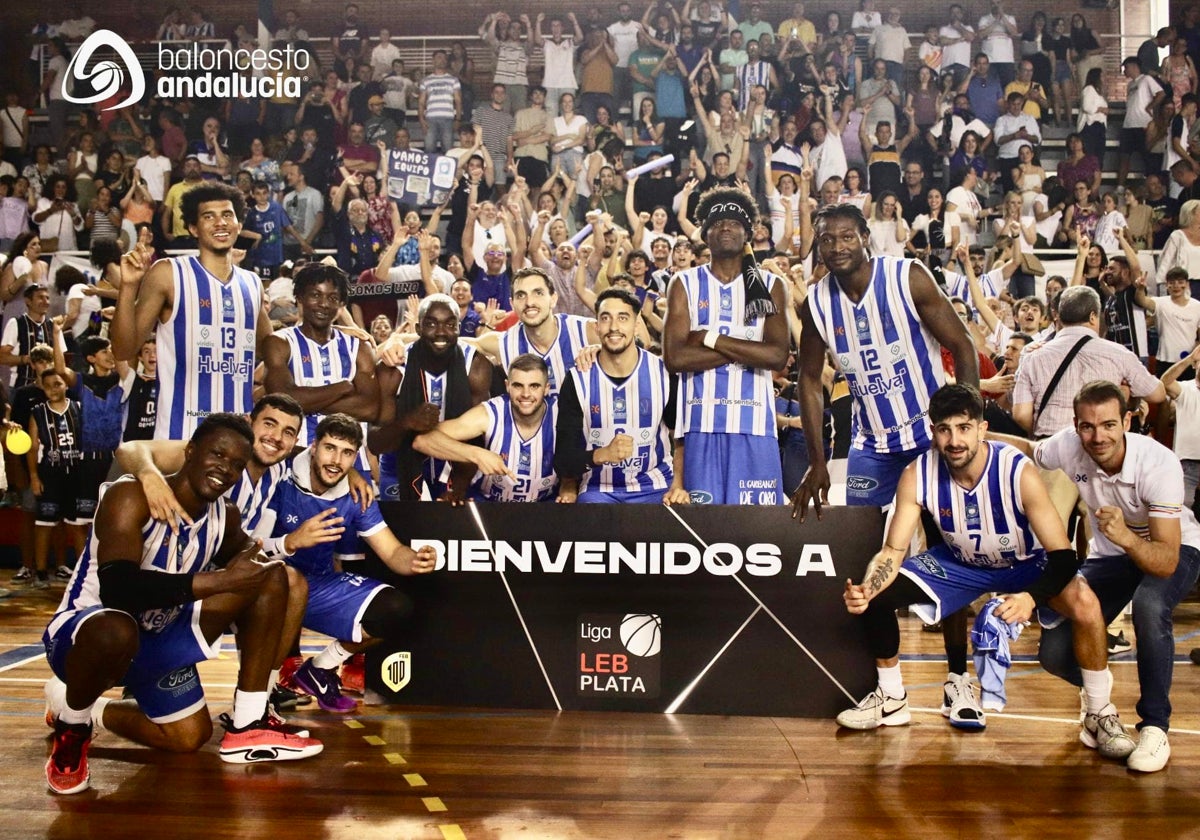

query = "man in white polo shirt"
[[1013, 380, 1200, 773]]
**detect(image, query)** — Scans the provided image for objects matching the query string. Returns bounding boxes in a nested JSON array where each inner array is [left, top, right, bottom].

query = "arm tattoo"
[[866, 557, 894, 595]]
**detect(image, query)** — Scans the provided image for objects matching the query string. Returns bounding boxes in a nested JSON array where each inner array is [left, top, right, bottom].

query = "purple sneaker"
[[292, 659, 358, 713]]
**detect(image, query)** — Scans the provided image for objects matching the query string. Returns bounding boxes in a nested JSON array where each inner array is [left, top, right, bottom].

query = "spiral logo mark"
[[62, 29, 145, 110]]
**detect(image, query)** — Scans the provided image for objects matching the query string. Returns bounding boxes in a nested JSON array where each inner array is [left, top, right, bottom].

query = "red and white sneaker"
[[339, 654, 366, 695], [46, 719, 92, 794], [278, 655, 304, 691], [218, 717, 323, 764], [219, 710, 310, 739]]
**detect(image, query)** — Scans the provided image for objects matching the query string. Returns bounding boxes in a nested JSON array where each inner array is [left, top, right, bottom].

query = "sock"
[[92, 696, 110, 732], [877, 664, 905, 699], [268, 668, 280, 694], [59, 701, 93, 726], [312, 640, 353, 670], [1081, 667, 1113, 715], [232, 689, 269, 729]]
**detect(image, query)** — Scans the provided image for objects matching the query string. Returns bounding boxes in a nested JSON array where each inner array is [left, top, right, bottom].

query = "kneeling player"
[[837, 385, 1134, 759], [42, 414, 322, 795], [271, 413, 437, 712]]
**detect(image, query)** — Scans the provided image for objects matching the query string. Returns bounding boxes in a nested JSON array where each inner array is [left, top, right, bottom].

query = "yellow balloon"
[[5, 428, 32, 455]]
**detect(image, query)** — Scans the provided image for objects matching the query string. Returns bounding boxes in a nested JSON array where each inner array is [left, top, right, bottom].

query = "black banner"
[[366, 503, 883, 718]]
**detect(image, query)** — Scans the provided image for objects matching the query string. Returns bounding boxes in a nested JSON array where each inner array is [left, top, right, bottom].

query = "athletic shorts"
[[35, 465, 82, 526], [577, 486, 668, 504], [43, 601, 220, 723], [898, 543, 1047, 624], [301, 570, 390, 643], [845, 446, 923, 506], [682, 432, 785, 505]]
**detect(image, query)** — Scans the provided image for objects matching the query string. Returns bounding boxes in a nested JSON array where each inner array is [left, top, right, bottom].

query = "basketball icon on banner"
[[620, 614, 662, 657]]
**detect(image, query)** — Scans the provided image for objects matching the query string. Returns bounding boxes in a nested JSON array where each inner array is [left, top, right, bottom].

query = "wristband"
[[702, 329, 720, 350]]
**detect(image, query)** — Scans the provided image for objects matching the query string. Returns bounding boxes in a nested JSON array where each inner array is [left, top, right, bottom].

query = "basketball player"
[[262, 263, 380, 458], [556, 288, 689, 504], [369, 294, 493, 500], [837, 386, 1134, 763], [43, 414, 323, 795], [795, 203, 978, 513], [273, 413, 438, 713], [111, 183, 273, 439], [481, 266, 598, 396], [413, 353, 561, 502], [113, 394, 373, 716], [662, 186, 790, 504], [795, 203, 980, 722]]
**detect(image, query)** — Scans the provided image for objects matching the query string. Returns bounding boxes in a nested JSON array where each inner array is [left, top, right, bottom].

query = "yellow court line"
[[423, 797, 448, 812], [383, 752, 407, 764], [403, 773, 427, 787], [343, 719, 365, 729], [363, 734, 386, 746], [439, 826, 466, 840]]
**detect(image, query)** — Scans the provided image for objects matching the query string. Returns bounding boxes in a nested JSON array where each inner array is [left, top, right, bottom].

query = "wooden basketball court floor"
[[4, 580, 1200, 839]]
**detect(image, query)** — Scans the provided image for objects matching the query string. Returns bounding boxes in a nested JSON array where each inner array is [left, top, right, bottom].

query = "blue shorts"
[[44, 602, 218, 723], [899, 544, 1046, 624], [846, 446, 923, 506], [577, 486, 668, 504], [682, 433, 785, 505], [302, 571, 390, 642]]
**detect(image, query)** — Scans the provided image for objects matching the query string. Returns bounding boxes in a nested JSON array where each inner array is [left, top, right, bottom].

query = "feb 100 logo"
[[577, 613, 662, 698]]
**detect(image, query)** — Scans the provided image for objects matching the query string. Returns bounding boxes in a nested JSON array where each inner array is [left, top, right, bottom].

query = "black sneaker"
[[271, 685, 307, 711], [1107, 631, 1132, 655], [1189, 648, 1200, 666]]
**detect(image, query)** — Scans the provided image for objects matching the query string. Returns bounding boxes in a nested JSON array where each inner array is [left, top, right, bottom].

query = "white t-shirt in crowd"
[[1150, 295, 1200, 362]]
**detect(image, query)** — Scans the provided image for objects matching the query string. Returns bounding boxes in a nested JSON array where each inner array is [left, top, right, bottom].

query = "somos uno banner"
[[367, 503, 883, 718]]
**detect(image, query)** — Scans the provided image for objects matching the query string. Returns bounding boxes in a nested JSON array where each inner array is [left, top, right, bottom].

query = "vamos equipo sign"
[[367, 503, 882, 717], [63, 29, 308, 108]]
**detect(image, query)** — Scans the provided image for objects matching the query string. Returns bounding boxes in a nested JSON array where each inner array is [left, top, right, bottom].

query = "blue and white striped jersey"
[[498, 314, 592, 397], [571, 348, 674, 494], [50, 476, 230, 634], [474, 395, 559, 502], [156, 257, 262, 440], [672, 265, 779, 438], [914, 441, 1041, 569], [808, 256, 947, 453]]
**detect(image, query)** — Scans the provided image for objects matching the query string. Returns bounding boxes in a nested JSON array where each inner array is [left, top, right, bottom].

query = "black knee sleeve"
[[360, 588, 415, 640]]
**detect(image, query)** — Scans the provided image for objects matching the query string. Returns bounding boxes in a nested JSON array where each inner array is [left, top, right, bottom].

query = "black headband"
[[702, 201, 753, 238]]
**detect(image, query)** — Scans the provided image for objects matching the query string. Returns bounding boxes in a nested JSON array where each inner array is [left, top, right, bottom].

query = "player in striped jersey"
[[370, 294, 494, 501], [262, 263, 379, 463], [837, 385, 1132, 756], [111, 183, 274, 440], [42, 415, 322, 795], [473, 267, 598, 396], [797, 204, 978, 515], [663, 187, 789, 505], [556, 289, 689, 504], [413, 353, 561, 502]]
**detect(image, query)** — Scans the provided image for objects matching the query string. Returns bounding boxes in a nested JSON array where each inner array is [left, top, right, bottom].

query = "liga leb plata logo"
[[63, 29, 145, 111], [382, 651, 411, 692]]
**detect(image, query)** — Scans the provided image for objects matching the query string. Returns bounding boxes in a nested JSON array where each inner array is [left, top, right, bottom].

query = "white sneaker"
[[1127, 726, 1170, 772], [836, 686, 910, 730], [941, 672, 986, 730], [1080, 703, 1136, 759]]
